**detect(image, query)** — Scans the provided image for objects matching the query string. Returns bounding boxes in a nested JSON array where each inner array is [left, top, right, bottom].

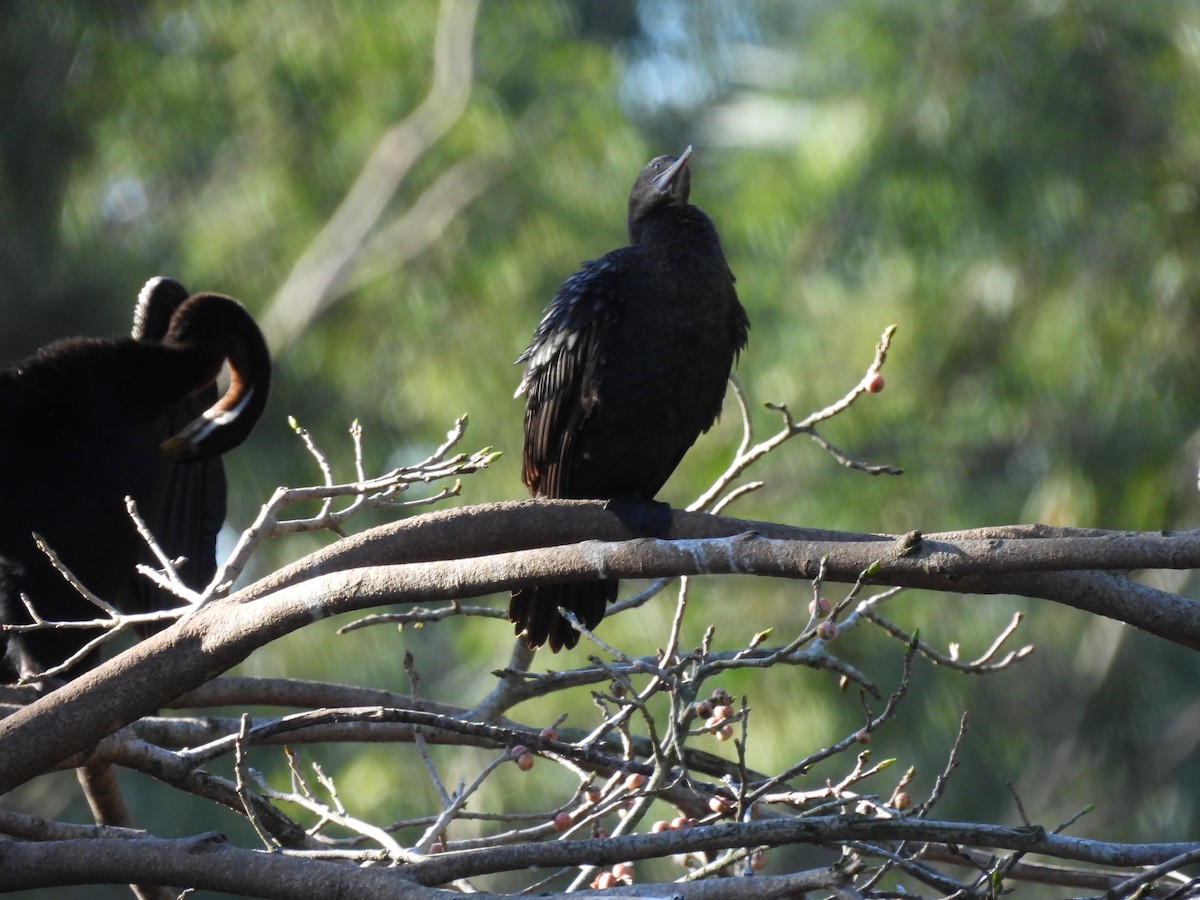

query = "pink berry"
[[816, 620, 837, 641], [716, 724, 734, 741], [865, 373, 885, 393], [854, 729, 871, 744], [516, 753, 534, 771], [651, 819, 670, 833], [612, 862, 634, 881], [540, 726, 558, 741], [808, 596, 831, 616], [553, 812, 573, 831], [625, 772, 647, 790]]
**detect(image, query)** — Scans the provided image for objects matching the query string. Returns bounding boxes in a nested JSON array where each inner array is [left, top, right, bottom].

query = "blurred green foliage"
[[3, 1, 1200, 895]]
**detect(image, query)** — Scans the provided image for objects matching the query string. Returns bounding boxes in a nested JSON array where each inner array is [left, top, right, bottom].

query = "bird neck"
[[630, 203, 721, 254]]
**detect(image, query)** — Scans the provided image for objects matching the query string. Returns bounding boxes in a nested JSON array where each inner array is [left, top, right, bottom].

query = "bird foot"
[[605, 496, 673, 538]]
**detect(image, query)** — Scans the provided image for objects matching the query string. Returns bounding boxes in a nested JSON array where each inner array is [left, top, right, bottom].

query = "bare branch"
[[261, 0, 484, 349], [403, 815, 1200, 886], [691, 325, 902, 512], [204, 414, 495, 597]]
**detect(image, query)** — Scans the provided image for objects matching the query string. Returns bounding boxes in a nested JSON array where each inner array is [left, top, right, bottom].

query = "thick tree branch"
[[403, 815, 1200, 884], [244, 500, 1200, 650], [2, 819, 1193, 898], [2, 501, 1199, 794], [0, 833, 445, 899]]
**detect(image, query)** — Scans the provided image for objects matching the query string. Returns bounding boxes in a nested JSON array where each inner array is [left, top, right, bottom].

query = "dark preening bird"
[[510, 146, 749, 651], [0, 279, 271, 683]]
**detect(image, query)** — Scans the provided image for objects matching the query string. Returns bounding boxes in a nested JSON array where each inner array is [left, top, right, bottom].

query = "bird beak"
[[155, 293, 271, 462], [159, 385, 259, 462], [652, 145, 693, 195]]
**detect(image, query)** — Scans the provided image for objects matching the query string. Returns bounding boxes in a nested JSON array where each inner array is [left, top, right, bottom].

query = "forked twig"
[[691, 325, 901, 513]]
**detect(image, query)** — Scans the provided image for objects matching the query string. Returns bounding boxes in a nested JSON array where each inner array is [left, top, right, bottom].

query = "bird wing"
[[516, 252, 631, 497]]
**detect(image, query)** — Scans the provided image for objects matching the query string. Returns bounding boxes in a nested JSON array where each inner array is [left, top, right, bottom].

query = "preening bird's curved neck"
[[155, 294, 272, 461]]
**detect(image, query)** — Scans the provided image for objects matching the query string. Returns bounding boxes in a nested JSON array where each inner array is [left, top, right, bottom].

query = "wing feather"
[[516, 252, 630, 498]]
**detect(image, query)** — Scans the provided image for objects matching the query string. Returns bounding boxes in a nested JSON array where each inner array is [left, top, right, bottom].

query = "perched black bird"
[[0, 283, 271, 682], [510, 146, 749, 651]]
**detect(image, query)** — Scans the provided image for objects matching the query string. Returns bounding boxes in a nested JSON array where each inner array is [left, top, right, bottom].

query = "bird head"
[[627, 145, 693, 241], [158, 293, 272, 462]]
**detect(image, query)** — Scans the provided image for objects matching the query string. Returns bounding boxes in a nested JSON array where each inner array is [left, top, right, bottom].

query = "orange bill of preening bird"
[[159, 379, 263, 461]]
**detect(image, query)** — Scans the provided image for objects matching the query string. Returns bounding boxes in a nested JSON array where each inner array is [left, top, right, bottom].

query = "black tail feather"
[[509, 580, 617, 651]]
